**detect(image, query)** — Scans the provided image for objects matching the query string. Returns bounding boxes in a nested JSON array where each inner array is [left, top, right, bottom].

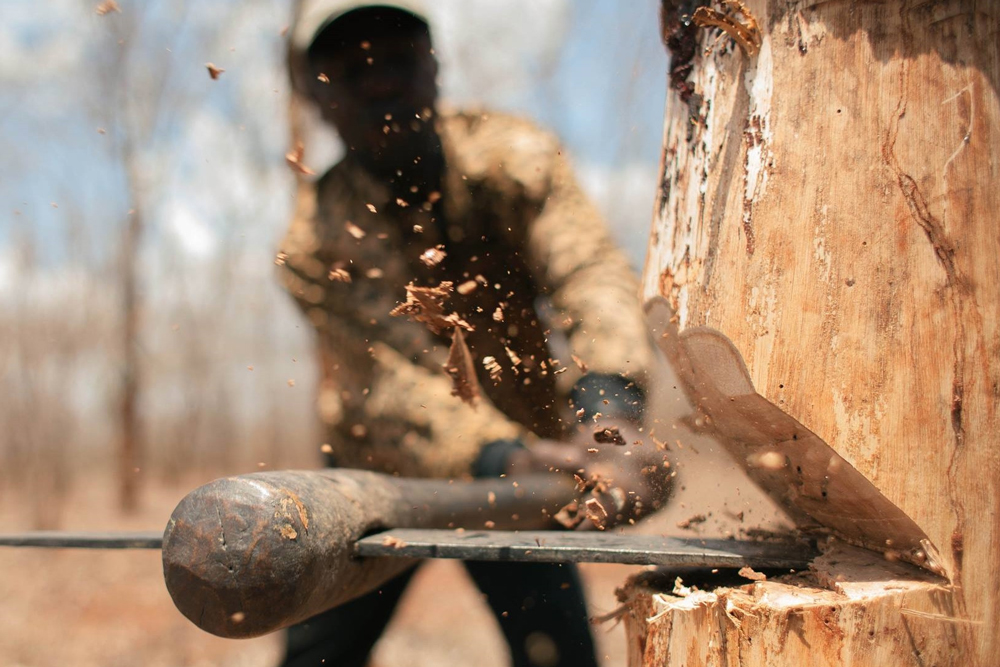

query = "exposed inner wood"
[[622, 545, 963, 666]]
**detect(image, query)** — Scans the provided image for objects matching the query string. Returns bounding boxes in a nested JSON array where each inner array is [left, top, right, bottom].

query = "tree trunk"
[[627, 0, 999, 664]]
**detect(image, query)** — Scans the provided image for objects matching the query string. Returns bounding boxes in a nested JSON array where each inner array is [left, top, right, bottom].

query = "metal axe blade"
[[0, 528, 816, 571]]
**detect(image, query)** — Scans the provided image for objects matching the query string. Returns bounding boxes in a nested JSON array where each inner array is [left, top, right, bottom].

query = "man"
[[278, 3, 670, 665]]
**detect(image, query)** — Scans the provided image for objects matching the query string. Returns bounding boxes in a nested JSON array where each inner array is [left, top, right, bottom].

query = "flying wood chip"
[[206, 63, 225, 80], [420, 245, 446, 267], [390, 281, 471, 335], [344, 221, 366, 239], [95, 0, 120, 15], [284, 142, 315, 176], [444, 327, 481, 406]]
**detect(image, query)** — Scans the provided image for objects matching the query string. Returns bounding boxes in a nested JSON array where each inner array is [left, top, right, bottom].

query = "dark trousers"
[[280, 560, 599, 667]]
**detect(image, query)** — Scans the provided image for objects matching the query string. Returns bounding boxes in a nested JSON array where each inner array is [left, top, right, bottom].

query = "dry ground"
[[0, 432, 788, 667]]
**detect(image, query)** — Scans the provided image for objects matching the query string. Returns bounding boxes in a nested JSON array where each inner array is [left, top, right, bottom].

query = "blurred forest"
[[0, 0, 667, 524]]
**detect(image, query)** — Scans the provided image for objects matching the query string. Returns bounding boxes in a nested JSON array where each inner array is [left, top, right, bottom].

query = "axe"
[[3, 300, 938, 638], [0, 467, 815, 639]]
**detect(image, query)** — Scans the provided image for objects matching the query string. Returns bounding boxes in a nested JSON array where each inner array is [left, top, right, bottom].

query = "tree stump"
[[629, 0, 999, 663]]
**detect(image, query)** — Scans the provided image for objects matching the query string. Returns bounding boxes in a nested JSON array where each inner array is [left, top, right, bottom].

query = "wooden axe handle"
[[162, 468, 578, 638]]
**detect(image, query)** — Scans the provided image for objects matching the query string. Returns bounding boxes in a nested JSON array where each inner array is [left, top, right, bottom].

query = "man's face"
[[307, 22, 438, 171]]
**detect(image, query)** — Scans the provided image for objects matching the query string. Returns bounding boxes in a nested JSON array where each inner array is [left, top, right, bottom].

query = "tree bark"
[[629, 0, 999, 663]]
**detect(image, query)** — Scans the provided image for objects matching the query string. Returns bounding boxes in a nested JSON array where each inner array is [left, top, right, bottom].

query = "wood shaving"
[[95, 0, 120, 15], [504, 346, 521, 368], [738, 566, 767, 582], [571, 354, 589, 372], [274, 251, 288, 266], [420, 245, 446, 267], [390, 281, 472, 334], [395, 197, 410, 208], [366, 203, 377, 213], [444, 327, 481, 406], [284, 142, 315, 175], [317, 73, 329, 83], [206, 62, 225, 80]]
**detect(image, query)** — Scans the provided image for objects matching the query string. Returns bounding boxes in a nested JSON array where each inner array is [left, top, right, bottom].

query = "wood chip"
[[206, 62, 225, 80], [420, 245, 446, 267], [317, 73, 329, 83], [583, 497, 609, 530], [344, 221, 366, 239], [328, 268, 351, 283], [284, 142, 314, 175], [95, 0, 120, 15], [738, 566, 767, 582], [381, 535, 408, 549], [571, 354, 589, 372], [457, 280, 478, 295], [483, 356, 503, 382], [492, 306, 504, 322], [444, 327, 481, 406]]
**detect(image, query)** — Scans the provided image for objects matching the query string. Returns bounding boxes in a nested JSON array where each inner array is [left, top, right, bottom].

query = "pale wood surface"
[[636, 0, 999, 662], [623, 546, 962, 666]]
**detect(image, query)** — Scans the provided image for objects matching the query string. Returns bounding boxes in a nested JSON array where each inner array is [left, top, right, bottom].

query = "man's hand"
[[507, 418, 674, 530]]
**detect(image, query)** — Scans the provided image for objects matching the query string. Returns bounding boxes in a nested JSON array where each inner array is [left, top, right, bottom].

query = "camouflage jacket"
[[278, 109, 654, 479]]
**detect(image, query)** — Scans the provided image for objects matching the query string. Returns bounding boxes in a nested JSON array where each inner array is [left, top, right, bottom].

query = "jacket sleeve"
[[276, 178, 527, 479]]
